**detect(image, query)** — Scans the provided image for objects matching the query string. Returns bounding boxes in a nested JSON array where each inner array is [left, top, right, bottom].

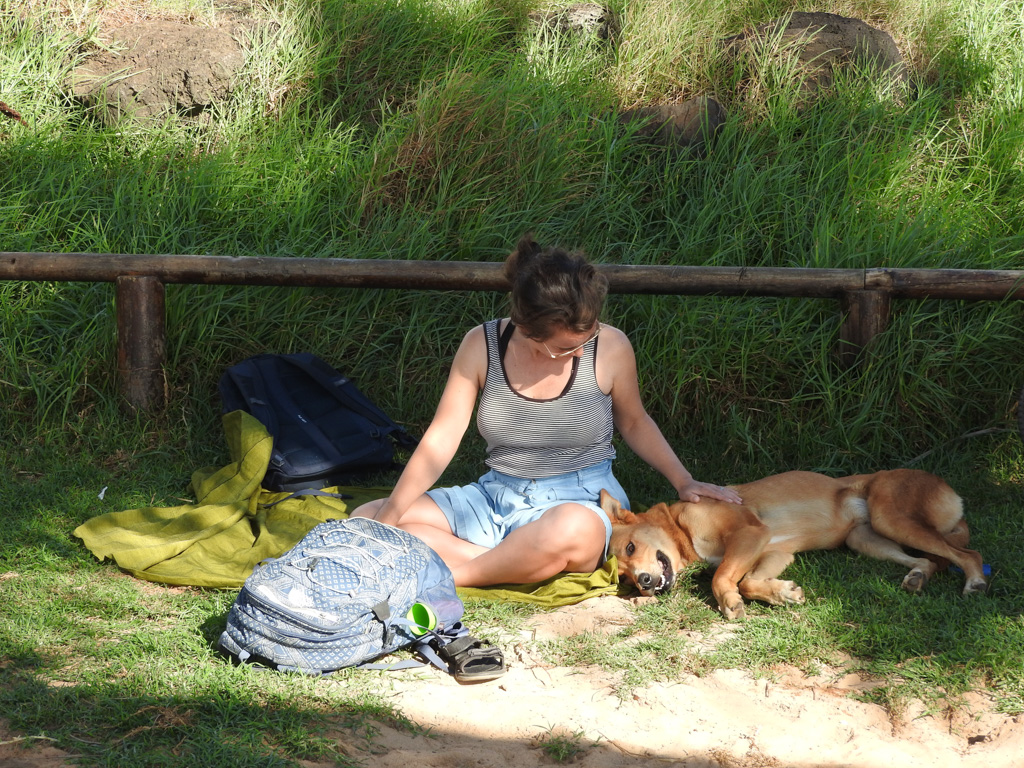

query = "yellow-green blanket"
[[74, 410, 618, 605]]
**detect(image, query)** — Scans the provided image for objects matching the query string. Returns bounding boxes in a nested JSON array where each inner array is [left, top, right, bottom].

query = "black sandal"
[[436, 633, 506, 683]]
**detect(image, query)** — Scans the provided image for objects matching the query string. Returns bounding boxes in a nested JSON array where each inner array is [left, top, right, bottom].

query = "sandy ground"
[[2, 596, 1022, 768], [352, 597, 1024, 768]]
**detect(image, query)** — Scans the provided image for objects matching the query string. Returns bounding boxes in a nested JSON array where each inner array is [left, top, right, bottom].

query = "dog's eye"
[[625, 542, 635, 556]]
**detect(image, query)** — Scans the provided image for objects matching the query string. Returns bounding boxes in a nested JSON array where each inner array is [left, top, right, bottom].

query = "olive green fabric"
[[75, 409, 619, 604], [74, 411, 388, 588], [457, 557, 620, 606]]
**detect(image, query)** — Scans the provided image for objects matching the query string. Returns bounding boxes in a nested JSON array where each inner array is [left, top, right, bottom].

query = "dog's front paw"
[[720, 596, 746, 620], [628, 595, 660, 606], [901, 568, 929, 593]]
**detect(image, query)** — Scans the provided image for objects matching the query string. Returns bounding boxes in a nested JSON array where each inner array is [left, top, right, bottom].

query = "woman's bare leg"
[[350, 498, 607, 588], [451, 503, 606, 587], [349, 496, 489, 570]]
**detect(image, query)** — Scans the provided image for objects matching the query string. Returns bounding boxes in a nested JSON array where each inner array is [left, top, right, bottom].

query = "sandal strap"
[[439, 634, 482, 659], [413, 623, 505, 680]]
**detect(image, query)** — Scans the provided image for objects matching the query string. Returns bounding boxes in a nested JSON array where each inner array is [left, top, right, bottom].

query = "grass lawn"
[[3, 0, 1024, 763]]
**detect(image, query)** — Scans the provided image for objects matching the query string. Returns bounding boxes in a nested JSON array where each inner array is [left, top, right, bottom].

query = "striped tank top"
[[476, 319, 616, 478]]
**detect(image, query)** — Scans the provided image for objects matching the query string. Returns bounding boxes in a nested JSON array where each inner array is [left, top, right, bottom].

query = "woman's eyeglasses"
[[540, 324, 601, 359]]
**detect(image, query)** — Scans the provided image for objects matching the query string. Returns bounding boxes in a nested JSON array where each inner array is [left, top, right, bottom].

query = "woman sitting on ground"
[[352, 233, 740, 588]]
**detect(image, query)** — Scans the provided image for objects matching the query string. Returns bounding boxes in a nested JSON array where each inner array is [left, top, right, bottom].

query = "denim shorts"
[[426, 459, 629, 553]]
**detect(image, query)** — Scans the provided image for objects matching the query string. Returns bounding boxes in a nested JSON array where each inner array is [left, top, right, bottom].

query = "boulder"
[[724, 12, 908, 100]]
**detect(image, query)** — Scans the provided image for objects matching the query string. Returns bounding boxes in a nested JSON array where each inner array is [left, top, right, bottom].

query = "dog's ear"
[[600, 489, 633, 523]]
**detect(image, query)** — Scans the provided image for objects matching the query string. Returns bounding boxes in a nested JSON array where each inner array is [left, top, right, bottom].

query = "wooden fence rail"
[[3, 252, 1024, 412]]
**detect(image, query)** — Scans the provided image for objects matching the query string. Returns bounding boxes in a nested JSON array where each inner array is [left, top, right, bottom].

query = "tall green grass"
[[2, 0, 1024, 757], [2, 0, 1021, 463]]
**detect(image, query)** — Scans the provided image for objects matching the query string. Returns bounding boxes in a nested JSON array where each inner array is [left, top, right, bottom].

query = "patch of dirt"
[[68, 20, 248, 124], [3, 596, 1022, 766], [0, 731, 75, 768], [348, 597, 1023, 768]]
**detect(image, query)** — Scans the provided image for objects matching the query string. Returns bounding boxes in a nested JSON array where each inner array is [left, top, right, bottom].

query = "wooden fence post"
[[116, 275, 166, 412], [838, 289, 891, 369]]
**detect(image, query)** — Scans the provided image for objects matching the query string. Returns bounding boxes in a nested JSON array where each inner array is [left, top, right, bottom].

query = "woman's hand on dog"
[[678, 480, 743, 505]]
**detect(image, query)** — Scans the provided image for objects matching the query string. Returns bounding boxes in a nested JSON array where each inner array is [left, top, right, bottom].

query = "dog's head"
[[601, 490, 684, 596]]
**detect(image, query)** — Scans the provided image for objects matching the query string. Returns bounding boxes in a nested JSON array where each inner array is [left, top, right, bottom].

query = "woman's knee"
[[349, 498, 385, 519], [543, 504, 607, 558]]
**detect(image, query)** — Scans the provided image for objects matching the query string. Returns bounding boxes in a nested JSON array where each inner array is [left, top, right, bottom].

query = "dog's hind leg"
[[739, 550, 805, 607], [845, 523, 940, 593], [869, 520, 987, 595], [931, 521, 987, 593]]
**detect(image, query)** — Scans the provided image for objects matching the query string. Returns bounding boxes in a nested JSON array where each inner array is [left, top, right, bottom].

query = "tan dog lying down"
[[603, 469, 988, 619]]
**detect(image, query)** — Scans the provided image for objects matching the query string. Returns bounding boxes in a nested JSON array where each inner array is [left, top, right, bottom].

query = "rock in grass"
[[723, 12, 909, 102], [618, 97, 727, 155], [527, 3, 620, 44]]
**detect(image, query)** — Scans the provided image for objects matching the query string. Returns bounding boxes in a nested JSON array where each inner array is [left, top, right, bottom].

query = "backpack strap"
[[409, 622, 469, 672], [355, 620, 466, 673]]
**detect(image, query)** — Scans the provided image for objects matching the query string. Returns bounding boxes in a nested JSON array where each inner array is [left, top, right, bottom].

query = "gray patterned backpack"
[[218, 517, 481, 676]]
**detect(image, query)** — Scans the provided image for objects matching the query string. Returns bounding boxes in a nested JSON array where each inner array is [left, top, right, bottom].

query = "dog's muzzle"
[[635, 551, 675, 594]]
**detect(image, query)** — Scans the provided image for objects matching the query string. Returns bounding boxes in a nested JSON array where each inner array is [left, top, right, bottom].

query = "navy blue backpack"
[[218, 353, 418, 491]]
